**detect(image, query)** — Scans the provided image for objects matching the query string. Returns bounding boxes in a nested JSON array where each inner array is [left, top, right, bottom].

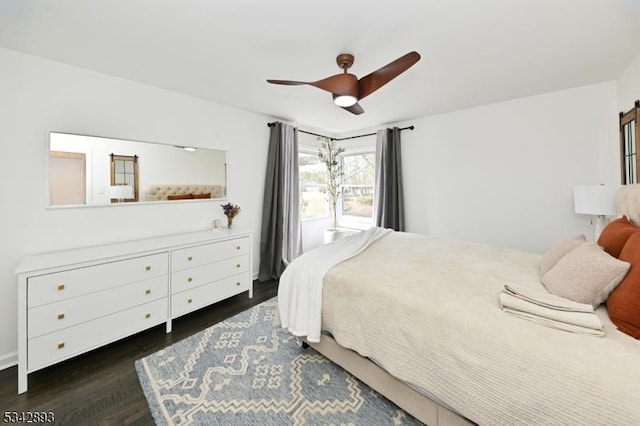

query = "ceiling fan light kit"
[[267, 51, 421, 115], [333, 94, 358, 107]]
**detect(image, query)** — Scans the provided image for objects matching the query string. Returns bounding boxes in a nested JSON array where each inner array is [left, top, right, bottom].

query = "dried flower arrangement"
[[221, 202, 241, 229]]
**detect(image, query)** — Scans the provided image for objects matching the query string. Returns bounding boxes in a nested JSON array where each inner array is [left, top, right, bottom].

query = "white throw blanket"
[[500, 284, 604, 336], [278, 227, 392, 342]]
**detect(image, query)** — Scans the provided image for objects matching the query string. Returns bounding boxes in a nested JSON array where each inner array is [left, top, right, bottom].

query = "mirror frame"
[[47, 131, 227, 208]]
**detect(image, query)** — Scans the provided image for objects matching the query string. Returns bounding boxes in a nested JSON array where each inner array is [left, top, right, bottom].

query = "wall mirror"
[[48, 132, 227, 207]]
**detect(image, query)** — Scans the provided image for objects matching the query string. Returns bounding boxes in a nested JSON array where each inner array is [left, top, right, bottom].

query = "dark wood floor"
[[0, 279, 278, 425]]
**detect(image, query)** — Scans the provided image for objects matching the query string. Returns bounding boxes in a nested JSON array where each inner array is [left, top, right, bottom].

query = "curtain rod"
[[266, 122, 414, 141]]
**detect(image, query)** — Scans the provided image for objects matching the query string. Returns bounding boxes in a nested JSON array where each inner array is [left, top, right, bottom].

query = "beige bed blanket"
[[321, 232, 640, 425]]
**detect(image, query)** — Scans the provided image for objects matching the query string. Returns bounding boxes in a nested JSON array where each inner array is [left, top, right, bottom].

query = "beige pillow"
[[541, 243, 630, 307], [539, 234, 587, 275]]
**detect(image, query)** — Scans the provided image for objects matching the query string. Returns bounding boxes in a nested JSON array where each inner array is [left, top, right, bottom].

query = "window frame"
[[109, 153, 139, 203], [620, 100, 640, 185]]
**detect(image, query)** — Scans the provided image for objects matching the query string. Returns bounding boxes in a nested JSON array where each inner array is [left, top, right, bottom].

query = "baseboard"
[[0, 351, 18, 372]]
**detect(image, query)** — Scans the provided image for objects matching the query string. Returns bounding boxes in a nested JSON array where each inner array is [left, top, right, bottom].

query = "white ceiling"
[[1, 0, 640, 134]]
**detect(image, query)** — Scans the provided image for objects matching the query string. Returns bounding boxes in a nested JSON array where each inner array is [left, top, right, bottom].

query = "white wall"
[[617, 50, 640, 111], [392, 82, 619, 253], [0, 47, 273, 369], [300, 83, 620, 254]]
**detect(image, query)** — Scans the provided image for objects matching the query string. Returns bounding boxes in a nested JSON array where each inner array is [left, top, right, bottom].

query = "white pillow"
[[539, 234, 587, 276], [541, 243, 630, 307]]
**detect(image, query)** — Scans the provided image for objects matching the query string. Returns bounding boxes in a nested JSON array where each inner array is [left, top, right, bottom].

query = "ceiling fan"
[[267, 51, 421, 115]]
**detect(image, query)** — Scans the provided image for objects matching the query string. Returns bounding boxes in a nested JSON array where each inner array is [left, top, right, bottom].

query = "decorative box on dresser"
[[15, 229, 253, 394]]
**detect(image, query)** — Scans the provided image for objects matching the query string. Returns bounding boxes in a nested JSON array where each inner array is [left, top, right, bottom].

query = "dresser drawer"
[[171, 254, 249, 294], [172, 273, 250, 318], [28, 298, 167, 371], [171, 237, 250, 271], [28, 275, 168, 338], [28, 253, 168, 308]]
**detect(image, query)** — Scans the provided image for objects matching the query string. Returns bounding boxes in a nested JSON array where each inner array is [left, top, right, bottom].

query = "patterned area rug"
[[136, 298, 422, 425]]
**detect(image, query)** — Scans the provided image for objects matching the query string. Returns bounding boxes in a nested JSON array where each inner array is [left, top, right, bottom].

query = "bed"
[[145, 184, 223, 201], [277, 186, 640, 425]]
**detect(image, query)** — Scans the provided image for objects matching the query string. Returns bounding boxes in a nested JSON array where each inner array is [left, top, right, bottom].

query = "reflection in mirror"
[[48, 132, 227, 207], [110, 154, 138, 203], [49, 151, 87, 205]]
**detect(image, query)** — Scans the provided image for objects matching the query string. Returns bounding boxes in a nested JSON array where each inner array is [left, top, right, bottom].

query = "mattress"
[[315, 232, 640, 425]]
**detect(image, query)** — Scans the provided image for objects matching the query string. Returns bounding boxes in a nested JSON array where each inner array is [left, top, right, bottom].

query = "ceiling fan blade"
[[266, 79, 310, 85], [357, 51, 421, 100], [342, 103, 364, 115], [308, 73, 358, 95], [268, 74, 358, 95]]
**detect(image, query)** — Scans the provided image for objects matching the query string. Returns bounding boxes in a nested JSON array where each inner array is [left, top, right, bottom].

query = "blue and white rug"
[[136, 298, 422, 425]]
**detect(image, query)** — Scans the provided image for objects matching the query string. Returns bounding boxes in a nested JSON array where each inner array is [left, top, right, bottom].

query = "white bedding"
[[280, 230, 640, 425], [278, 227, 391, 342], [499, 284, 605, 336]]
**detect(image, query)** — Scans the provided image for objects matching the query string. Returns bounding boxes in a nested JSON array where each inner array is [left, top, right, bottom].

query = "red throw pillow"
[[607, 232, 640, 338], [167, 194, 193, 200], [192, 193, 211, 199], [597, 216, 640, 258]]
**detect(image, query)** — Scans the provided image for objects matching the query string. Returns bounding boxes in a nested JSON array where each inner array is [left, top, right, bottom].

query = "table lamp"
[[573, 185, 620, 240]]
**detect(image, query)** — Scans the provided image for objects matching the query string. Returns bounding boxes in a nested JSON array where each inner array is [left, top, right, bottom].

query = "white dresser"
[[170, 237, 251, 318], [15, 229, 253, 394]]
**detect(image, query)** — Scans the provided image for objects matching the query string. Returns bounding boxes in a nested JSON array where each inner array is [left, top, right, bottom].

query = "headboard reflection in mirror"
[[48, 132, 227, 207]]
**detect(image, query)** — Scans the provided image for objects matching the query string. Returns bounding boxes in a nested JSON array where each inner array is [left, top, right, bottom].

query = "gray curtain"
[[259, 122, 303, 281], [374, 127, 405, 231]]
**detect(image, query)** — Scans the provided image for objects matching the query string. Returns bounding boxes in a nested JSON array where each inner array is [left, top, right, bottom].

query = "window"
[[620, 100, 640, 184], [299, 143, 377, 225], [341, 151, 375, 220], [299, 150, 329, 219], [109, 153, 139, 202]]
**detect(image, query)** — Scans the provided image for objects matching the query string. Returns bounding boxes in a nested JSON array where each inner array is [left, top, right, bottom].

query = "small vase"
[[227, 217, 233, 229], [323, 228, 348, 244]]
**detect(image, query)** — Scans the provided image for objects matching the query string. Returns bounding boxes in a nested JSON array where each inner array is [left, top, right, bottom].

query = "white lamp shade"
[[109, 185, 134, 200], [573, 185, 620, 216]]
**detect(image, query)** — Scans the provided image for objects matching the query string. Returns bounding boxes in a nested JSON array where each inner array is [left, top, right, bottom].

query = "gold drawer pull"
[[236, 282, 241, 287], [58, 342, 65, 350], [145, 313, 151, 319], [57, 313, 65, 320], [188, 298, 193, 304], [145, 289, 151, 295], [187, 277, 193, 282], [57, 284, 65, 291], [236, 264, 240, 268], [145, 265, 151, 271], [188, 256, 193, 261], [236, 246, 241, 250]]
